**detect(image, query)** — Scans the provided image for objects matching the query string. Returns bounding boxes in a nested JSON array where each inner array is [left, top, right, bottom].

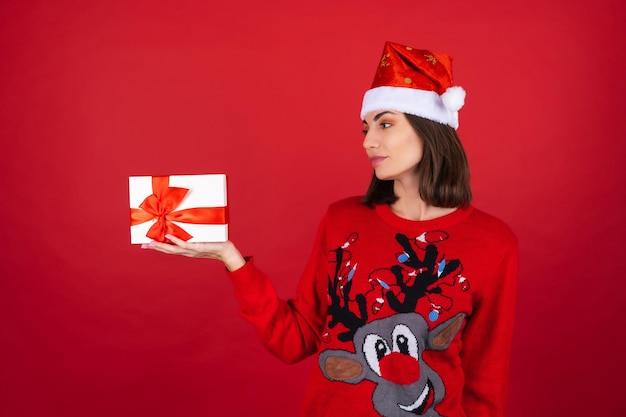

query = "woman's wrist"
[[219, 242, 246, 271]]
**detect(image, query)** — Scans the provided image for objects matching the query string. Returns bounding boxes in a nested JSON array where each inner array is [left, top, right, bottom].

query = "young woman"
[[143, 41, 518, 417]]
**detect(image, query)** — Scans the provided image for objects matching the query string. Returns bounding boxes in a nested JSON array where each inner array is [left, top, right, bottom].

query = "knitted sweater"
[[229, 197, 518, 417]]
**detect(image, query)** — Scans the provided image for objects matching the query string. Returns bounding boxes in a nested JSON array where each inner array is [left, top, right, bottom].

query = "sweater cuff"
[[227, 257, 279, 318], [227, 256, 254, 277]]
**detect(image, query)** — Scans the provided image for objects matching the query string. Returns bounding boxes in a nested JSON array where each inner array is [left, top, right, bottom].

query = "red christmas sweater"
[[229, 197, 518, 417]]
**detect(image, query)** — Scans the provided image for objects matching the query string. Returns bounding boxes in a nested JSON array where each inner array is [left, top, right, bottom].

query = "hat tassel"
[[441, 86, 466, 112]]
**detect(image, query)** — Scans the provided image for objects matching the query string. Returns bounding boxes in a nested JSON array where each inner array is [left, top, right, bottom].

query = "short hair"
[[362, 113, 472, 208]]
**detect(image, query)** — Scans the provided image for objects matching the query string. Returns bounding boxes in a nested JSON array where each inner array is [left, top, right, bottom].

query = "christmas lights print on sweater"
[[320, 230, 470, 417]]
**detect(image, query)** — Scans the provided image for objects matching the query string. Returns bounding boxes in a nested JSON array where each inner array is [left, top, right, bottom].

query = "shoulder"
[[466, 206, 518, 249], [322, 196, 376, 224]]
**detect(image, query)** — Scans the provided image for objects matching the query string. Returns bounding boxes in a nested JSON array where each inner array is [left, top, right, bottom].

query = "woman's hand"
[[141, 234, 246, 272]]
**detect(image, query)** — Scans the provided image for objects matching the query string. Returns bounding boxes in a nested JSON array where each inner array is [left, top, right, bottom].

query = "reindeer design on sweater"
[[321, 231, 469, 416]]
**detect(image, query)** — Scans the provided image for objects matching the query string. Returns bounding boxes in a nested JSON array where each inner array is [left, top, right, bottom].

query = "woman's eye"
[[362, 129, 369, 135], [381, 122, 391, 129]]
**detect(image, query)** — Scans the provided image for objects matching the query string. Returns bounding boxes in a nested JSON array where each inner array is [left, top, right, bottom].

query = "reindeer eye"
[[375, 340, 387, 360], [363, 334, 390, 376], [396, 335, 409, 354], [392, 324, 419, 360]]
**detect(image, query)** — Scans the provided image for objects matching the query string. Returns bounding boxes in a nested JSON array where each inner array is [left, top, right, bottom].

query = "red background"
[[1, 0, 625, 416]]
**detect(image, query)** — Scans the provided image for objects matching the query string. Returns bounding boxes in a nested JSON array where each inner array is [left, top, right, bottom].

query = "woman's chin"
[[374, 171, 394, 181]]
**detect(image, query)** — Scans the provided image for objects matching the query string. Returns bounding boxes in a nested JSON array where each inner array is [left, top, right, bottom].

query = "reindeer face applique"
[[319, 312, 465, 417]]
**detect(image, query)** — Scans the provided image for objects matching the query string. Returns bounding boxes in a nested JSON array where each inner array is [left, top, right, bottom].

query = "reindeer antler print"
[[325, 230, 469, 345], [386, 234, 461, 314], [327, 234, 368, 342]]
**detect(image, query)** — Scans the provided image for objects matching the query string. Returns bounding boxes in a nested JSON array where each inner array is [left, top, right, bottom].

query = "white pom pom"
[[441, 86, 466, 112]]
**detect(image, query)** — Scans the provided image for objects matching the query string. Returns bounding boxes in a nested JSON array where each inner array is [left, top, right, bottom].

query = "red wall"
[[1, 1, 625, 416]]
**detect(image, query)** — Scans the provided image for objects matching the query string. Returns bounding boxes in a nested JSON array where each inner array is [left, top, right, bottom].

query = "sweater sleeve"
[[227, 212, 330, 364], [460, 235, 518, 417]]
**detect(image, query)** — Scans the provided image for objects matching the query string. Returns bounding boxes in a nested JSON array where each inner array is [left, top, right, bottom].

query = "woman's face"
[[362, 110, 424, 182]]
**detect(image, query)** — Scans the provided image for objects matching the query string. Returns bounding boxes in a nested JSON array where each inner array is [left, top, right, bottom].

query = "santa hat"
[[360, 42, 466, 129]]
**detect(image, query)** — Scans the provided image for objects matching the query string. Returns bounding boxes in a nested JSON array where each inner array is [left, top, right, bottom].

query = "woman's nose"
[[363, 131, 379, 149]]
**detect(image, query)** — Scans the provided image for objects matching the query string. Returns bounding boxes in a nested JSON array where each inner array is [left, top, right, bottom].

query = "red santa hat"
[[360, 42, 466, 129]]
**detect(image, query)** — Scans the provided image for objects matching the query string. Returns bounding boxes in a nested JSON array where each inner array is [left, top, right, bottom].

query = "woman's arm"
[[460, 240, 518, 417]]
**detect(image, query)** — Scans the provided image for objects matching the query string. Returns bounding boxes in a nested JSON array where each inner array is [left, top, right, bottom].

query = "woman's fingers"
[[142, 241, 185, 254], [164, 234, 187, 247], [141, 238, 221, 259]]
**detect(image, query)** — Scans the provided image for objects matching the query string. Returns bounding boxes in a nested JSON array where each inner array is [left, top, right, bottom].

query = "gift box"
[[129, 174, 228, 244]]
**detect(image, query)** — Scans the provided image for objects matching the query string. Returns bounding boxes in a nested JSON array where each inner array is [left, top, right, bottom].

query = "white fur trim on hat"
[[360, 86, 466, 129]]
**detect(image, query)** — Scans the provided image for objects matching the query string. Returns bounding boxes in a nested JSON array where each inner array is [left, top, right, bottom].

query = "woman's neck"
[[391, 180, 457, 221]]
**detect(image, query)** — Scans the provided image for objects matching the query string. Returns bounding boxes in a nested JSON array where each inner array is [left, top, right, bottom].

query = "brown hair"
[[362, 113, 472, 208]]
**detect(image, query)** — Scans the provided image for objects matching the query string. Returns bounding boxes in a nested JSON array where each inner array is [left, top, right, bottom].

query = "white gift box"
[[129, 174, 228, 244]]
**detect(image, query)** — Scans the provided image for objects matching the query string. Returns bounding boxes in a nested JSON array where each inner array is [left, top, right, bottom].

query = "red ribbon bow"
[[130, 176, 227, 242]]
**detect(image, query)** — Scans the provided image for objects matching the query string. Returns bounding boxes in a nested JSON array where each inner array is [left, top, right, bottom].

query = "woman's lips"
[[369, 156, 387, 167]]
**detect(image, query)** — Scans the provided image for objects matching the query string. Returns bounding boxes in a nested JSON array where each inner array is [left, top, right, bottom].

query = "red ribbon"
[[130, 176, 227, 242]]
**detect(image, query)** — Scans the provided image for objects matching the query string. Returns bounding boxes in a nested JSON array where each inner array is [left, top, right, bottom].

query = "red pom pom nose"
[[378, 352, 420, 385]]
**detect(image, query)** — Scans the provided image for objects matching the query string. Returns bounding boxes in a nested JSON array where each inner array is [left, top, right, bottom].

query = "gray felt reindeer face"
[[319, 312, 465, 417]]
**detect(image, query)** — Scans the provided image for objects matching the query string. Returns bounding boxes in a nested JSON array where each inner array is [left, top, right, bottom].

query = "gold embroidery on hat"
[[404, 77, 412, 84], [380, 53, 391, 68], [424, 53, 437, 65]]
